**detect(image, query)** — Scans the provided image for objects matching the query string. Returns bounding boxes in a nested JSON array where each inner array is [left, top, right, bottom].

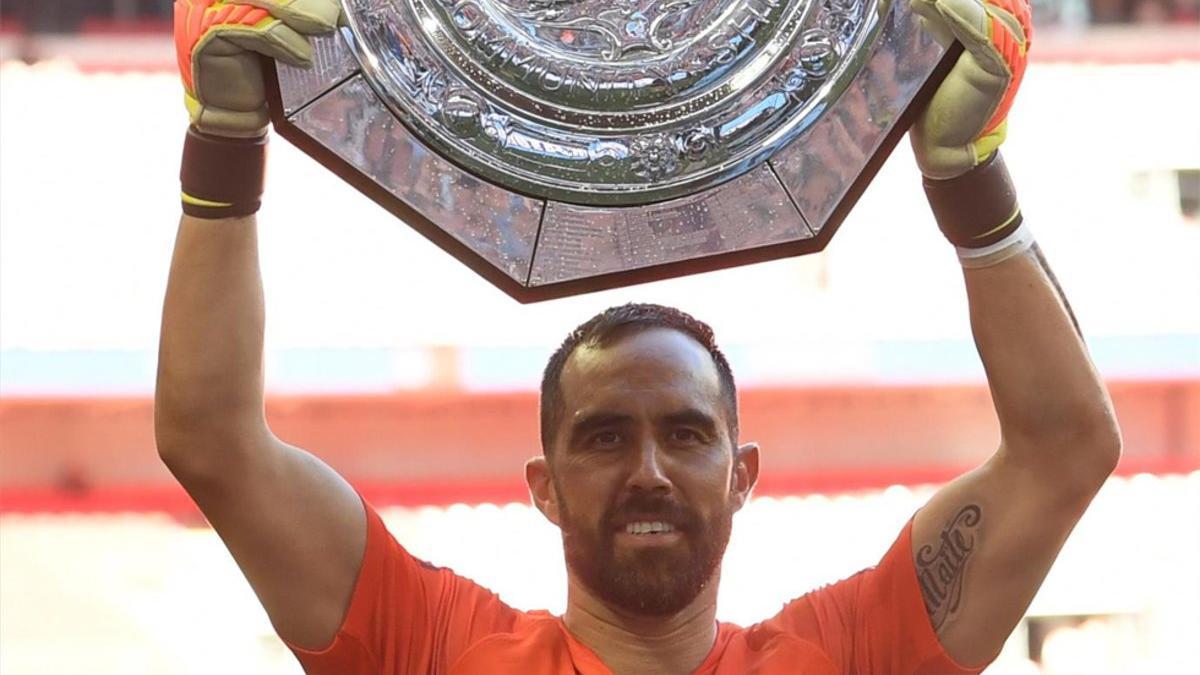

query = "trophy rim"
[[263, 41, 961, 303]]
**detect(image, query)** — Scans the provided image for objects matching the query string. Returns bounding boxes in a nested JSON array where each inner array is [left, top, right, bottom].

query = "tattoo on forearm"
[[916, 504, 981, 630], [1031, 243, 1082, 338]]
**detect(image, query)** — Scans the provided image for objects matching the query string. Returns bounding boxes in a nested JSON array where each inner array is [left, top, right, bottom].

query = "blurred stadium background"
[[0, 1, 1197, 673]]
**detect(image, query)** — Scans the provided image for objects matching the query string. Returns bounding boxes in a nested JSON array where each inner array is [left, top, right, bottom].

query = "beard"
[[557, 486, 734, 616]]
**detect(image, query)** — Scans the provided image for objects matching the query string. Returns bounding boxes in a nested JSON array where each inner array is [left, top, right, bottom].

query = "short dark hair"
[[539, 303, 738, 456]]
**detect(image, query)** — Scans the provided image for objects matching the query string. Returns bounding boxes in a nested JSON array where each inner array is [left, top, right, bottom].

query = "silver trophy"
[[266, 0, 956, 301]]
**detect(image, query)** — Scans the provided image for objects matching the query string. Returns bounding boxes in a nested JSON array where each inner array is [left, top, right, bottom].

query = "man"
[[158, 0, 1120, 672]]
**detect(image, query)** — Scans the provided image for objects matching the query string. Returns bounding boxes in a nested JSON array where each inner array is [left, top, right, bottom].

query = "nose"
[[626, 437, 671, 493]]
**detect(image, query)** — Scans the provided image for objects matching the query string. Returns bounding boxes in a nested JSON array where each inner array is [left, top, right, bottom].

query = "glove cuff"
[[957, 221, 1034, 268], [923, 151, 1021, 248], [180, 127, 268, 219]]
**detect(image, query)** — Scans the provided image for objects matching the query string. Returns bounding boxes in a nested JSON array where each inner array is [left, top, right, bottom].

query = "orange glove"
[[174, 0, 340, 138], [174, 0, 339, 218], [910, 0, 1032, 179]]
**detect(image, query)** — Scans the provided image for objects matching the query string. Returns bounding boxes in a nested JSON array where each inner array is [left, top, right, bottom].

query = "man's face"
[[542, 327, 749, 616]]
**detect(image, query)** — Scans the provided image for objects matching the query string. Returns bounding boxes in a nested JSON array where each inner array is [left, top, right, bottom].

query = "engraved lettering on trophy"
[[508, 51, 540, 81], [491, 0, 705, 62], [645, 64, 684, 99], [730, 12, 762, 42], [706, 30, 738, 66], [462, 23, 585, 99], [469, 30, 519, 69], [704, 0, 780, 67], [536, 69, 563, 91], [568, 71, 602, 101]]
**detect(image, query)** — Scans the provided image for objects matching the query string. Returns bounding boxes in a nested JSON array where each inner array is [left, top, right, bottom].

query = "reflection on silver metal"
[[531, 165, 811, 284], [276, 31, 359, 116], [292, 74, 544, 282], [268, 0, 949, 300], [769, 0, 941, 229]]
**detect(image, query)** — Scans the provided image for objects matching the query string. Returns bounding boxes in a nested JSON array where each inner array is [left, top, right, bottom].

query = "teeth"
[[624, 521, 675, 535]]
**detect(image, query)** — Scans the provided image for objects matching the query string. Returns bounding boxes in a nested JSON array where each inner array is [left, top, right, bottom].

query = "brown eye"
[[591, 430, 621, 447], [671, 428, 702, 443]]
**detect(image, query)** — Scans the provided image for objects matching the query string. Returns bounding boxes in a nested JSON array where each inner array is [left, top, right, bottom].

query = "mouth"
[[614, 519, 685, 548], [623, 520, 676, 536]]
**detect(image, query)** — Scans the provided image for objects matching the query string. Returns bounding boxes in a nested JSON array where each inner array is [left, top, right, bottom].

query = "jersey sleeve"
[[285, 495, 522, 675], [760, 519, 988, 675]]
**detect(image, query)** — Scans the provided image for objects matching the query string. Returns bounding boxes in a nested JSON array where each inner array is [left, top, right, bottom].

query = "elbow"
[[1081, 418, 1122, 488], [1007, 408, 1122, 496], [153, 406, 208, 474], [1075, 401, 1123, 476], [154, 397, 267, 477], [154, 390, 204, 465]]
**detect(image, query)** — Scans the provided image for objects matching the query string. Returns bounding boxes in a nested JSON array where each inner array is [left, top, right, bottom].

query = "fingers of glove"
[[175, 0, 269, 92], [175, 1, 311, 100], [239, 0, 341, 34], [220, 20, 315, 66], [985, 0, 1034, 47], [911, 0, 955, 47], [985, 4, 1030, 74], [913, 0, 1008, 77]]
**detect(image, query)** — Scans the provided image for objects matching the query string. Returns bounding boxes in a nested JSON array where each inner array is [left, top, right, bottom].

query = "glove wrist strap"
[[180, 127, 267, 219], [923, 152, 1022, 249], [957, 221, 1034, 269]]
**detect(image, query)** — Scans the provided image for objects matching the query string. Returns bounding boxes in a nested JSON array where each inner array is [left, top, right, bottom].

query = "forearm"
[[965, 246, 1120, 484], [155, 213, 270, 459]]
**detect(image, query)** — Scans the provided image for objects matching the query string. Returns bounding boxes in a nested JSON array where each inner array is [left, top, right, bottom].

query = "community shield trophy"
[[265, 0, 957, 302]]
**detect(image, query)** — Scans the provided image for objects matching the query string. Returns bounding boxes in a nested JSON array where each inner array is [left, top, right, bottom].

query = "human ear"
[[525, 456, 562, 527], [730, 442, 760, 511]]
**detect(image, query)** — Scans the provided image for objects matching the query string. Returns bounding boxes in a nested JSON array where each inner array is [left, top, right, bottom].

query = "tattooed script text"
[[916, 504, 981, 630]]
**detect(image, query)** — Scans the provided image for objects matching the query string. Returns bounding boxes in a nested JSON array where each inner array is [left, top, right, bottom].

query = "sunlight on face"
[[550, 328, 739, 614]]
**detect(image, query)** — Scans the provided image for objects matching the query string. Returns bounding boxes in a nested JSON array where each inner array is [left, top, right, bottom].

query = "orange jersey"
[[288, 499, 985, 674]]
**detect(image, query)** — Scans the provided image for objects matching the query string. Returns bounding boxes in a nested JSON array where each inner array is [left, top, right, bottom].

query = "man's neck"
[[562, 575, 720, 675]]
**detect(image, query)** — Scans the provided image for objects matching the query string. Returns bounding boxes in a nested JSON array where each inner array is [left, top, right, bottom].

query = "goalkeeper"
[[158, 0, 1120, 672]]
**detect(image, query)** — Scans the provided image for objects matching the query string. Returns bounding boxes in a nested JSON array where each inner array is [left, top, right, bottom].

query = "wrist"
[[923, 152, 1021, 248], [956, 221, 1034, 269], [180, 127, 268, 219], [923, 152, 1032, 268]]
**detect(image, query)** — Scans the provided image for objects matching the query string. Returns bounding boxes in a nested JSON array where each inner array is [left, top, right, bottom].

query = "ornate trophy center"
[[441, 0, 776, 107], [269, 0, 952, 300], [346, 0, 875, 205]]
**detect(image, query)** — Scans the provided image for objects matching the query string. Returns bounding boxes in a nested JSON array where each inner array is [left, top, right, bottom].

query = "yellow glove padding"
[[910, 0, 1032, 179], [174, 0, 341, 138]]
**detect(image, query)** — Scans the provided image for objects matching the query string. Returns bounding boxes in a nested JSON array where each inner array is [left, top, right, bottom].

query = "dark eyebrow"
[[661, 408, 719, 435], [568, 412, 633, 445]]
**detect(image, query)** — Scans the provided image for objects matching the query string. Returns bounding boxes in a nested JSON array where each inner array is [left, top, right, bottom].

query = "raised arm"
[[906, 0, 1119, 666], [155, 0, 364, 650], [909, 238, 1119, 664]]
